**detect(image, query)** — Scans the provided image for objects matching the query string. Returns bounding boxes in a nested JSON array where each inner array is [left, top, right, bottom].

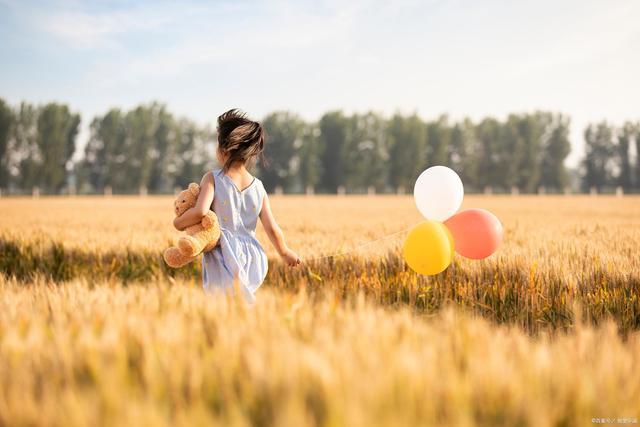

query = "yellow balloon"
[[403, 221, 453, 275]]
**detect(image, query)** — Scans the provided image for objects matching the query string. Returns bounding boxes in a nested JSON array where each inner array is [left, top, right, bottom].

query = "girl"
[[173, 109, 300, 302]]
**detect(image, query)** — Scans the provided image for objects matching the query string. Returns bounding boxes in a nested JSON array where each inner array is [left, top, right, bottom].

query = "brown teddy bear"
[[163, 183, 221, 268]]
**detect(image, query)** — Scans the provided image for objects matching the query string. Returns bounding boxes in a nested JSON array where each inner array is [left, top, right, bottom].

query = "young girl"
[[173, 109, 300, 302]]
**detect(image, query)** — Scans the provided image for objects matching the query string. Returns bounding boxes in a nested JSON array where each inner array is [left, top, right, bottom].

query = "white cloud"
[[81, 0, 365, 86], [41, 9, 167, 49], [6, 1, 211, 50]]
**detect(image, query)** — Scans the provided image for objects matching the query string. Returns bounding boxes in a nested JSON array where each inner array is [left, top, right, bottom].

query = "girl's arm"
[[259, 194, 300, 266], [173, 173, 215, 231]]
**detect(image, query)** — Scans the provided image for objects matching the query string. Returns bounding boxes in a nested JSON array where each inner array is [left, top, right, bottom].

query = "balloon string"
[[303, 223, 420, 263]]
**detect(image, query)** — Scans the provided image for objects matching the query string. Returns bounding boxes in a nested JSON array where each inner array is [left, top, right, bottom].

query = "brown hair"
[[216, 108, 265, 172]]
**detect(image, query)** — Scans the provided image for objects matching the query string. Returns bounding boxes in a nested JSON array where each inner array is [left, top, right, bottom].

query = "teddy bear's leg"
[[163, 246, 196, 268], [202, 223, 221, 253], [177, 234, 204, 257]]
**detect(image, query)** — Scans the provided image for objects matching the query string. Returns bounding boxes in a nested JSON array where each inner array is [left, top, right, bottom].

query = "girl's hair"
[[216, 109, 265, 171]]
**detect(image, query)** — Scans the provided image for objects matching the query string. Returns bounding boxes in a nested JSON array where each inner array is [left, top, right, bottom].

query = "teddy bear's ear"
[[188, 183, 200, 196]]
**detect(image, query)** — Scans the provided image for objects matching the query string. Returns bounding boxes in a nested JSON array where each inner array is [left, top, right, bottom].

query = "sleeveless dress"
[[202, 169, 268, 303]]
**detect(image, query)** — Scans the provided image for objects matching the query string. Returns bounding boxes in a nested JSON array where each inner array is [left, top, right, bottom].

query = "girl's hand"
[[281, 248, 301, 267]]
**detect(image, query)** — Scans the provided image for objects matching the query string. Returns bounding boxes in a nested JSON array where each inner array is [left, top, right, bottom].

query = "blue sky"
[[1, 0, 639, 166]]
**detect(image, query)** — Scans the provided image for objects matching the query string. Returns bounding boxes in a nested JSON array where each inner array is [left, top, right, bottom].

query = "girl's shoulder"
[[253, 175, 266, 194], [211, 169, 225, 184], [195, 170, 216, 190]]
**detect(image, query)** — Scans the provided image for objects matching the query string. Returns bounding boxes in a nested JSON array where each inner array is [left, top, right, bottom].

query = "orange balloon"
[[444, 209, 503, 260]]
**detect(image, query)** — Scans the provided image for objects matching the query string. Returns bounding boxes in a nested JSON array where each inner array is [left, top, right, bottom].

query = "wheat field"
[[1, 195, 639, 426]]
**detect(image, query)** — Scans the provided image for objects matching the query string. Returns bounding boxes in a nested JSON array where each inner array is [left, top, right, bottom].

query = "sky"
[[1, 0, 639, 166]]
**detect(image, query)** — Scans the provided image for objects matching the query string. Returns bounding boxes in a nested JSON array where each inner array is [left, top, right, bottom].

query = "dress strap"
[[212, 169, 222, 185], [255, 179, 267, 213]]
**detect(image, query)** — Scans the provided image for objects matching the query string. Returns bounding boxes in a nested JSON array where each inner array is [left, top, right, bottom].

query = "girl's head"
[[216, 109, 265, 171]]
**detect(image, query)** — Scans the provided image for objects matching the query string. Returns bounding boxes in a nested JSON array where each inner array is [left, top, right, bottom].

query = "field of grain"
[[1, 195, 639, 426]]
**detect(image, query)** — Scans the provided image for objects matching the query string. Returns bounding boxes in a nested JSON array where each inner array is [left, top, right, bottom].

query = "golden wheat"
[[1, 195, 639, 426], [0, 278, 638, 427]]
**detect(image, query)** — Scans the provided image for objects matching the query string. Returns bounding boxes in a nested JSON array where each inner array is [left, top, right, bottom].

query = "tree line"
[[0, 98, 639, 195]]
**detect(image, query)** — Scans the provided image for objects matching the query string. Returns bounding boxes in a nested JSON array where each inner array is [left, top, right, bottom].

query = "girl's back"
[[212, 169, 266, 237]]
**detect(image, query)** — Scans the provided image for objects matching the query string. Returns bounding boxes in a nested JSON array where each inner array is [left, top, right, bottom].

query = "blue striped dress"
[[202, 169, 268, 303]]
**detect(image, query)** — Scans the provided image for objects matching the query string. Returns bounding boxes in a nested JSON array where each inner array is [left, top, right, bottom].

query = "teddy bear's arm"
[[173, 174, 215, 231], [201, 211, 217, 229]]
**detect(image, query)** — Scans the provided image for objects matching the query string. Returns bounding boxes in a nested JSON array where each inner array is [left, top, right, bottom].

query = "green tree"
[[499, 115, 526, 190], [173, 118, 212, 189], [615, 122, 633, 191], [81, 103, 209, 194], [475, 118, 501, 190], [583, 122, 614, 191], [318, 111, 349, 193], [260, 111, 305, 193], [147, 105, 175, 193], [511, 113, 547, 192], [425, 115, 451, 168], [81, 109, 127, 192], [449, 118, 478, 190], [387, 113, 426, 191], [298, 124, 321, 191], [12, 103, 39, 191], [345, 112, 389, 191], [540, 114, 571, 191], [0, 99, 13, 189], [36, 103, 80, 193], [635, 123, 640, 191], [124, 105, 156, 192]]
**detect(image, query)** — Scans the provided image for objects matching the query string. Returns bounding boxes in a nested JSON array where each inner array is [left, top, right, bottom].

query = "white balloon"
[[413, 166, 464, 221]]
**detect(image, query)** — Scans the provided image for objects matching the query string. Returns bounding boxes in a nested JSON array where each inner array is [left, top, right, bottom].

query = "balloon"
[[444, 209, 503, 260], [413, 166, 464, 221], [403, 221, 454, 275]]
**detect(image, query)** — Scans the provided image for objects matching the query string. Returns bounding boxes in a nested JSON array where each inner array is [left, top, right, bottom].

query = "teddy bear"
[[163, 183, 221, 268]]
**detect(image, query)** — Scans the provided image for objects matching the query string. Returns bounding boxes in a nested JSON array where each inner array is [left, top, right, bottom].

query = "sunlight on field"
[[2, 194, 639, 260], [1, 195, 640, 426]]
